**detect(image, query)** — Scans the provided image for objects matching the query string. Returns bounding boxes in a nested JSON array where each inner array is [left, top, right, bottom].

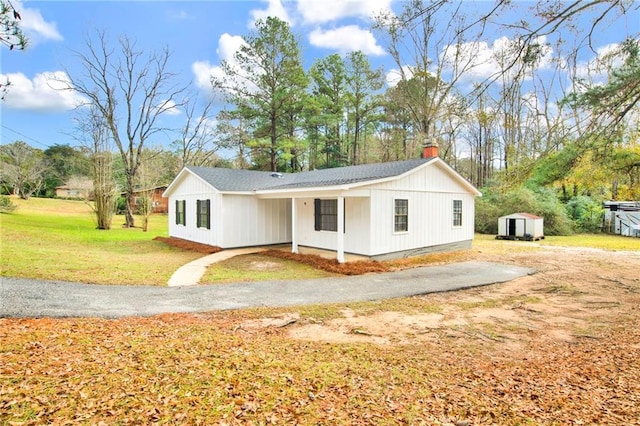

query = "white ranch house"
[[163, 152, 481, 262]]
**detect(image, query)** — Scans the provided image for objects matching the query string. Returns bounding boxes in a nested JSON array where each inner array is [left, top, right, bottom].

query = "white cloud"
[[192, 33, 248, 93], [155, 99, 182, 116], [297, 0, 391, 24], [309, 25, 385, 55], [440, 36, 554, 83], [1, 71, 86, 112], [249, 0, 292, 27], [575, 43, 624, 80], [385, 66, 414, 87], [13, 0, 63, 46], [192, 61, 220, 91], [216, 33, 246, 62]]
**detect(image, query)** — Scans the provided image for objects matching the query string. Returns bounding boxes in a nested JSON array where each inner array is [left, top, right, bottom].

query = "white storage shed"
[[497, 213, 544, 241]]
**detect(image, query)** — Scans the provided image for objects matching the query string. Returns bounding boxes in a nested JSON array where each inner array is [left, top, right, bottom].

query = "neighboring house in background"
[[132, 186, 169, 214], [55, 180, 93, 199], [55, 185, 80, 198], [163, 144, 481, 262]]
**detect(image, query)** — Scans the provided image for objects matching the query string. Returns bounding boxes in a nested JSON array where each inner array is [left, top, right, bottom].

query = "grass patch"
[[539, 234, 640, 251], [201, 253, 339, 284], [384, 249, 470, 269], [534, 283, 585, 296], [474, 232, 640, 252], [472, 234, 542, 254], [455, 295, 543, 311], [0, 197, 201, 285]]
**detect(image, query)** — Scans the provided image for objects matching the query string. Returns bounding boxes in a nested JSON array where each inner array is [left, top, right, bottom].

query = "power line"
[[1, 124, 51, 148]]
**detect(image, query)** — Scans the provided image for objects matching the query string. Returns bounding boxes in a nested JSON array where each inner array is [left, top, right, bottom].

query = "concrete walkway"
[[167, 247, 267, 287], [167, 246, 369, 287]]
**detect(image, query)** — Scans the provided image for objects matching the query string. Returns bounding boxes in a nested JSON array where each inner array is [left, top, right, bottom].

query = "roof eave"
[[256, 184, 354, 196]]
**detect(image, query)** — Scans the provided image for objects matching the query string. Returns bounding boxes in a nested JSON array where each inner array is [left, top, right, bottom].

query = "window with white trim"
[[453, 199, 462, 227], [314, 199, 338, 232], [175, 200, 186, 226], [394, 199, 408, 232], [196, 199, 211, 229]]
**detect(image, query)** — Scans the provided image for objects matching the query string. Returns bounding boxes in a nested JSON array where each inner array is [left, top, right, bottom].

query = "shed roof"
[[501, 212, 543, 220]]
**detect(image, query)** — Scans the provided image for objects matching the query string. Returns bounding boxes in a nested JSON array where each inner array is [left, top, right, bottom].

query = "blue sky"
[[1, 0, 637, 152]]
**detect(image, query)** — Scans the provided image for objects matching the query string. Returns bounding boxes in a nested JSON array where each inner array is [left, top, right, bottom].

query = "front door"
[[507, 219, 517, 236]]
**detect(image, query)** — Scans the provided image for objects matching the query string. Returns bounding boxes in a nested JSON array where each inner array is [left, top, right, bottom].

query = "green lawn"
[[2, 197, 638, 286], [473, 232, 640, 251], [200, 253, 338, 284], [0, 197, 201, 285]]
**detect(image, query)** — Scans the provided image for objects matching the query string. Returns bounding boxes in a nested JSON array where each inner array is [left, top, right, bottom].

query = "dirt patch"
[[248, 261, 282, 270], [244, 247, 640, 351]]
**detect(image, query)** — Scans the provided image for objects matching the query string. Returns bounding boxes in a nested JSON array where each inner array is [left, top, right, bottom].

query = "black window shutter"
[[314, 199, 321, 231], [196, 200, 201, 228], [205, 199, 211, 229], [175, 200, 180, 225], [182, 200, 186, 226]]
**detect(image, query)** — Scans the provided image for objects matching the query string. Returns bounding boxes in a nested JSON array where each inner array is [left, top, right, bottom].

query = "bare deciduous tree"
[[76, 106, 118, 230], [172, 94, 226, 168], [62, 30, 186, 228]]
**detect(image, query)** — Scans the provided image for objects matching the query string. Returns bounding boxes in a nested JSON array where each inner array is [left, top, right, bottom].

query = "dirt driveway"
[[245, 245, 640, 348]]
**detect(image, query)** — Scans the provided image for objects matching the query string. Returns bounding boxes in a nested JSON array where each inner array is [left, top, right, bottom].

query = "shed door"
[[507, 219, 517, 236]]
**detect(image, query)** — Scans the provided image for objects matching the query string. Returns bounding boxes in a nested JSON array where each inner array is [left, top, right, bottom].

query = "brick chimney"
[[422, 138, 439, 158]]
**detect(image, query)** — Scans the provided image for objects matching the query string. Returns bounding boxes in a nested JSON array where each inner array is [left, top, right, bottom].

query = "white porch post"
[[337, 195, 344, 263], [291, 197, 298, 254]]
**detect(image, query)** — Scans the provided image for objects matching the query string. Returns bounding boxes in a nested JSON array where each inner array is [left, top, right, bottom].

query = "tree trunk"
[[125, 190, 135, 228]]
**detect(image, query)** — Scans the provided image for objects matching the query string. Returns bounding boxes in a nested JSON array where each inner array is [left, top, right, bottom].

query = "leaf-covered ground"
[[2, 246, 639, 425]]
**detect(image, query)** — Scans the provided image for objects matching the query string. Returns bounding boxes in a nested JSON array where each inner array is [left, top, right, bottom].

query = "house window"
[[175, 200, 186, 225], [453, 199, 462, 227], [394, 199, 408, 232], [196, 199, 211, 229], [314, 199, 338, 232]]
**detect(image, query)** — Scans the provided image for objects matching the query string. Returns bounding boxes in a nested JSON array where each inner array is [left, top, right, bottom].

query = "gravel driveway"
[[0, 261, 535, 318]]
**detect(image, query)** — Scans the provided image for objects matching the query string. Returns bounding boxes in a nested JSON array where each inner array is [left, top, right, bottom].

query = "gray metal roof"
[[187, 158, 432, 192]]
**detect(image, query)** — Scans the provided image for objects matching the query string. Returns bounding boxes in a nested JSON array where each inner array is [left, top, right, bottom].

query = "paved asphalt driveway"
[[0, 261, 535, 319]]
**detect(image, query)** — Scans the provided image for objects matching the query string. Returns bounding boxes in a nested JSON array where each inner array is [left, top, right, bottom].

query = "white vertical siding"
[[366, 162, 476, 256], [498, 214, 544, 238], [294, 196, 371, 255], [167, 173, 222, 246], [368, 190, 474, 256], [374, 161, 469, 193], [221, 195, 291, 248]]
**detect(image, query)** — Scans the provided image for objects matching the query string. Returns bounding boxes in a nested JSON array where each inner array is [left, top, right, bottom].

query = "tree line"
[[2, 0, 638, 234]]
